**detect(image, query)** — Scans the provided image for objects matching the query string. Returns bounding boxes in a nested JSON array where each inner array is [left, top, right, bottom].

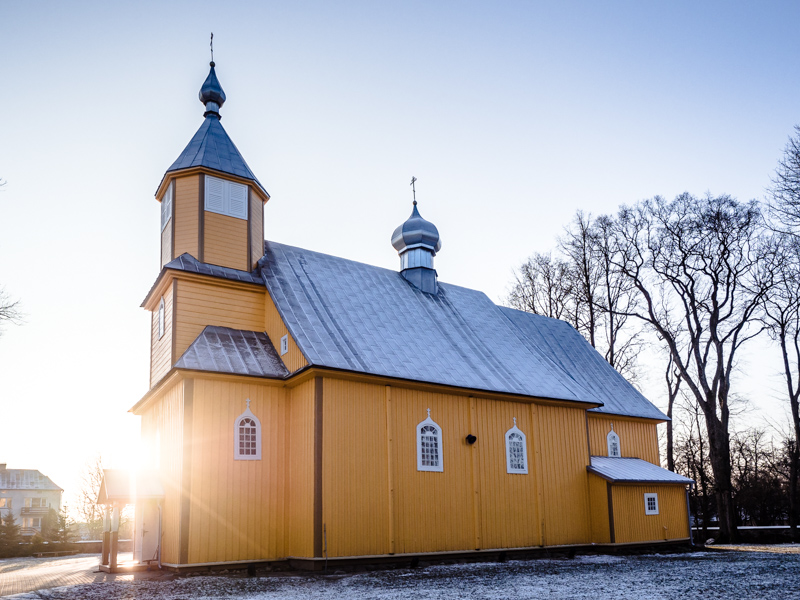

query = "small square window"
[[280, 334, 288, 356], [644, 493, 659, 515]]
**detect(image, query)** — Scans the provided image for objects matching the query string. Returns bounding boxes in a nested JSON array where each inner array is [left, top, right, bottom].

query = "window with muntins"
[[505, 418, 529, 474], [205, 175, 248, 220], [158, 297, 165, 339], [417, 409, 443, 472], [234, 399, 261, 460], [160, 184, 173, 231], [644, 493, 659, 515], [607, 427, 621, 457]]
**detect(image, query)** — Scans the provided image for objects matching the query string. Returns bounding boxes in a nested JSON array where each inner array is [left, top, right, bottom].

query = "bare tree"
[[0, 287, 21, 336], [761, 233, 800, 540], [75, 455, 104, 540], [508, 252, 576, 324], [770, 125, 800, 234], [560, 211, 600, 346], [606, 193, 773, 542]]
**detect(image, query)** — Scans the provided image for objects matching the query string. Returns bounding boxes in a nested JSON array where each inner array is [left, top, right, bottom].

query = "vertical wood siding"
[[587, 474, 610, 543], [174, 279, 265, 360], [140, 380, 184, 564], [612, 485, 689, 543], [187, 378, 286, 563], [473, 398, 540, 549], [249, 193, 264, 270], [150, 288, 173, 387], [285, 379, 315, 557], [173, 175, 199, 260], [587, 415, 660, 464], [203, 211, 248, 271], [535, 404, 592, 545], [264, 291, 307, 372], [322, 379, 390, 557], [389, 388, 476, 554]]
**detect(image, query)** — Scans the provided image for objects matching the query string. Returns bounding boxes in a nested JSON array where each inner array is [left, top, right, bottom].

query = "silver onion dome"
[[199, 61, 226, 119], [391, 202, 442, 255]]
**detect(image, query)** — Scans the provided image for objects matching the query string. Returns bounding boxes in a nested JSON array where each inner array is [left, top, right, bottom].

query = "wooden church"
[[123, 60, 693, 570]]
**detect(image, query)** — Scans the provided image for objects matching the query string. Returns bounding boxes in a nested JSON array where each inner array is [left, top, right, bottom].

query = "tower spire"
[[199, 49, 226, 120]]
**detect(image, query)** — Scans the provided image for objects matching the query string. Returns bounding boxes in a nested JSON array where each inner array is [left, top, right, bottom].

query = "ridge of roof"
[[588, 456, 693, 484], [0, 469, 63, 491], [159, 117, 268, 196]]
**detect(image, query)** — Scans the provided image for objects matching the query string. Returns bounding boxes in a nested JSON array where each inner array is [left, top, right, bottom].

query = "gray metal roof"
[[175, 326, 289, 378], [0, 468, 62, 491], [588, 457, 693, 484], [161, 116, 268, 195], [499, 308, 667, 420], [261, 241, 603, 404]]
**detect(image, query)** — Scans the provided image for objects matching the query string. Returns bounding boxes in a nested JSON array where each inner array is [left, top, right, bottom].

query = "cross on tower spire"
[[210, 32, 214, 64], [410, 176, 418, 206]]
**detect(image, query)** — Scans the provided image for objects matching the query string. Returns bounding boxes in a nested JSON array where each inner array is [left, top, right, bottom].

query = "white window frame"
[[416, 409, 443, 472], [644, 493, 659, 515], [205, 174, 248, 220], [280, 334, 289, 356], [160, 183, 173, 231], [505, 418, 528, 474], [234, 399, 262, 460], [157, 297, 165, 339], [607, 427, 621, 458]]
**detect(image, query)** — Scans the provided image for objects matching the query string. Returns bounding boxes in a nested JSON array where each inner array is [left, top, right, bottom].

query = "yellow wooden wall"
[[534, 404, 592, 546], [204, 211, 248, 271], [150, 284, 174, 387], [587, 474, 610, 543], [173, 175, 199, 260], [612, 484, 689, 543], [587, 414, 660, 465], [187, 377, 286, 563], [285, 378, 315, 558], [322, 379, 390, 557], [264, 291, 308, 373], [474, 398, 540, 550], [139, 380, 184, 564], [174, 279, 265, 360], [249, 192, 264, 270]]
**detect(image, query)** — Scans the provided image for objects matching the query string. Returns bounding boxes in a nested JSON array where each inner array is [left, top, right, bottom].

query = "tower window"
[[160, 184, 173, 231], [417, 409, 443, 472], [234, 399, 261, 460], [157, 297, 165, 339], [607, 427, 621, 458], [280, 334, 288, 356], [505, 418, 528, 474], [205, 175, 248, 220], [644, 493, 659, 515]]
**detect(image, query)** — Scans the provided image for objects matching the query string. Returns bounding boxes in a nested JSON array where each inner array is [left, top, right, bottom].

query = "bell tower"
[[155, 60, 269, 272]]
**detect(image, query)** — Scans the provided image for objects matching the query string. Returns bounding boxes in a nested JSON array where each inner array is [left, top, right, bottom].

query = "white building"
[[0, 464, 62, 537]]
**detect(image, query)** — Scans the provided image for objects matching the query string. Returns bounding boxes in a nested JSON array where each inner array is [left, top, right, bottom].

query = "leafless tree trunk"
[[606, 193, 773, 542], [75, 455, 104, 540], [665, 353, 682, 472]]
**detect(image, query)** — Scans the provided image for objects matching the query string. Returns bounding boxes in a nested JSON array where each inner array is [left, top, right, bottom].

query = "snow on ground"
[[8, 549, 800, 600]]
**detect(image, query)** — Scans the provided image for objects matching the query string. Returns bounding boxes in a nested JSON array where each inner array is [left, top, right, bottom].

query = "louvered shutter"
[[228, 182, 248, 219], [160, 186, 172, 231], [205, 175, 225, 213]]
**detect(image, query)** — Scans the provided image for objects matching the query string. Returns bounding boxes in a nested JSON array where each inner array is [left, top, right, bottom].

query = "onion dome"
[[199, 61, 226, 119], [391, 201, 442, 256]]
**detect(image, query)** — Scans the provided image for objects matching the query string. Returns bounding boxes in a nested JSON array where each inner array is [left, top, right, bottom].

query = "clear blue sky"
[[2, 1, 799, 509]]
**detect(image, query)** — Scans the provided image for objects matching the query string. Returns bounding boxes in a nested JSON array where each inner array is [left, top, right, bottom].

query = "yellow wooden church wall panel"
[[204, 211, 249, 271], [389, 388, 475, 554], [587, 474, 611, 544], [285, 379, 315, 558], [612, 485, 689, 543], [174, 280, 265, 360], [587, 414, 660, 464], [187, 379, 286, 564], [173, 175, 199, 260], [321, 378, 390, 557], [150, 285, 174, 387], [249, 193, 263, 270], [264, 291, 308, 373], [473, 398, 540, 550], [139, 380, 184, 564], [534, 404, 592, 546]]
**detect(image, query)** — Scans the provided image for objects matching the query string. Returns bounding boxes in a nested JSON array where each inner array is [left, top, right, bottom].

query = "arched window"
[[157, 297, 165, 339], [234, 399, 261, 460], [417, 409, 443, 472], [505, 418, 528, 474], [607, 425, 621, 458]]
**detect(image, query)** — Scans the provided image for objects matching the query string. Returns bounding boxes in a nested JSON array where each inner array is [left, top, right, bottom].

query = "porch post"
[[109, 505, 120, 570], [101, 506, 111, 566]]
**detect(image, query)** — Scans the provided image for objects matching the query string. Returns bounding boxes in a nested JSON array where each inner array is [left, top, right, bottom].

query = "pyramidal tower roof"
[[160, 61, 268, 196]]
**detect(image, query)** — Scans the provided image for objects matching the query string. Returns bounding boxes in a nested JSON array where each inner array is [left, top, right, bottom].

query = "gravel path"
[[4, 547, 799, 600]]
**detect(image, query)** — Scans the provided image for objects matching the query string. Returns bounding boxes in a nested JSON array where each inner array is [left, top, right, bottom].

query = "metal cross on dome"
[[410, 176, 418, 206], [210, 32, 214, 62]]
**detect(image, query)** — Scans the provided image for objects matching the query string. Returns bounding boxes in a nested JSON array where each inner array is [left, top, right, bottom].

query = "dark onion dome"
[[391, 202, 442, 255], [199, 61, 226, 118]]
